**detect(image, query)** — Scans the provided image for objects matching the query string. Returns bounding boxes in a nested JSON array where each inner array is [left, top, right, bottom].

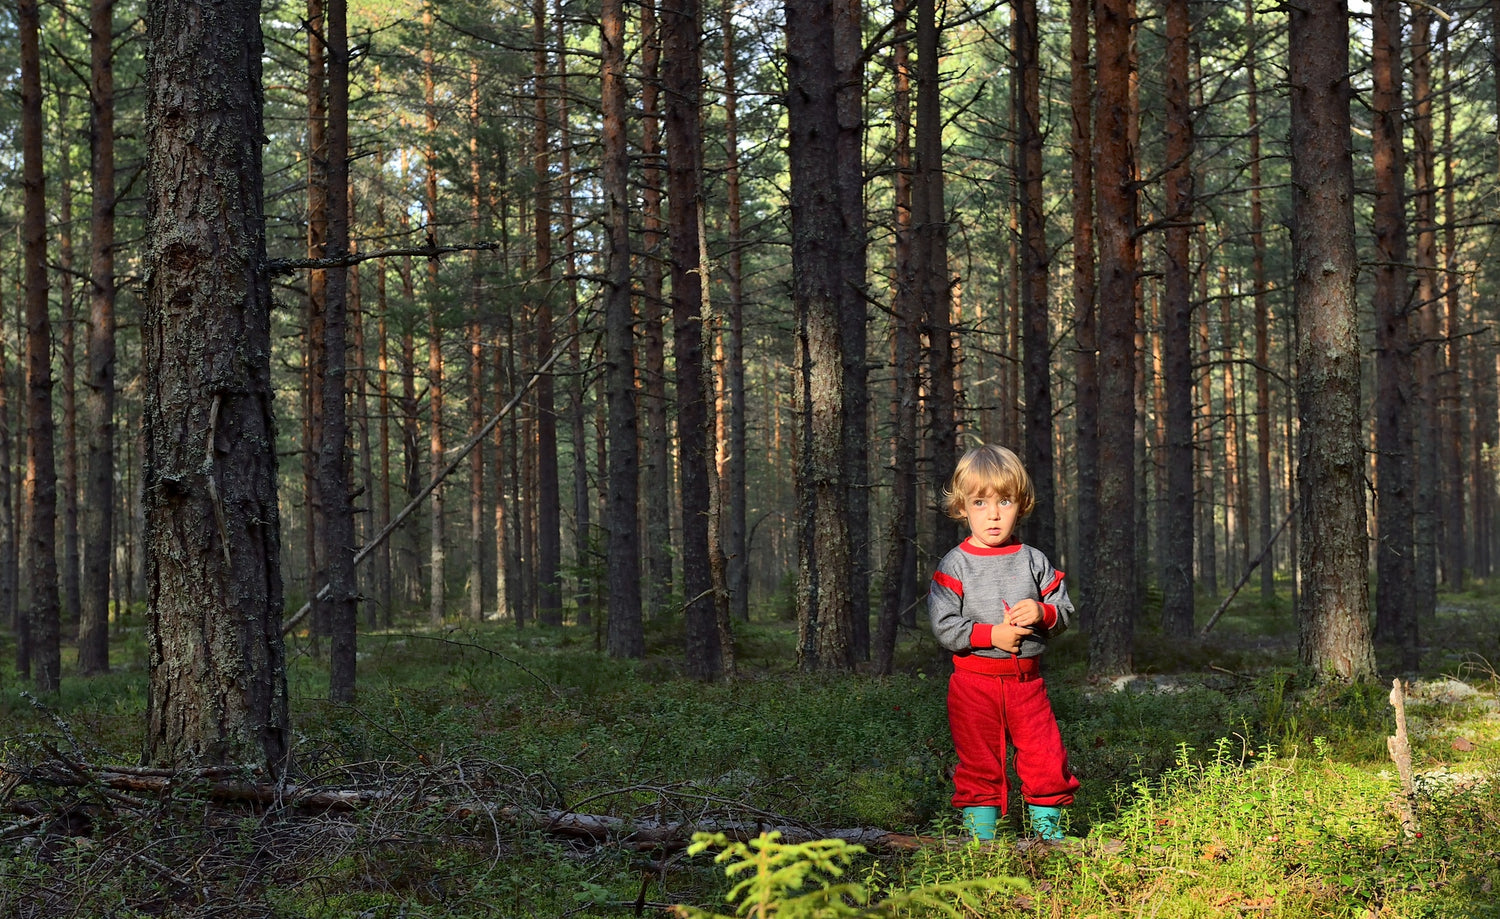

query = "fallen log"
[[1, 759, 938, 852]]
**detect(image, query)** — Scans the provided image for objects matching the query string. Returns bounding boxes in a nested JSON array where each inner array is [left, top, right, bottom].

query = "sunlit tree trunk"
[[143, 0, 289, 770], [1289, 0, 1377, 683], [1090, 0, 1137, 678]]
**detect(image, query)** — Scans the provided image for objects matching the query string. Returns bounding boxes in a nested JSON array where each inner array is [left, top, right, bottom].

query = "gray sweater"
[[928, 539, 1073, 659]]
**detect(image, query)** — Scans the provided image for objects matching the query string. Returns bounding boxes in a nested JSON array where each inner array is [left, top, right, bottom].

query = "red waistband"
[[952, 653, 1041, 679]]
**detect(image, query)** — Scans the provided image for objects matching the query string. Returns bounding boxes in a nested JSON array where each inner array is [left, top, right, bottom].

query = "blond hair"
[[942, 444, 1035, 520]]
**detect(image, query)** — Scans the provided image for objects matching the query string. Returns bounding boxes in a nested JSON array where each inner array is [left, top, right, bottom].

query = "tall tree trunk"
[[1069, 0, 1096, 610], [56, 82, 82, 635], [1439, 22, 1465, 592], [468, 63, 488, 623], [834, 0, 869, 658], [1289, 0, 1377, 683], [640, 0, 673, 616], [1015, 0, 1054, 558], [322, 0, 359, 702], [876, 0, 918, 674], [916, 0, 958, 563], [1160, 0, 1194, 634], [374, 198, 395, 622], [423, 6, 446, 626], [1090, 0, 1137, 678], [304, 0, 327, 635], [0, 288, 16, 670], [20, 0, 60, 694], [1409, 3, 1439, 636], [601, 0, 643, 657], [1195, 235, 1217, 594], [1247, 0, 1274, 603], [79, 0, 117, 675], [533, 0, 562, 625], [143, 0, 289, 770], [663, 0, 720, 680], [787, 0, 855, 673], [1371, 0, 1415, 661], [721, 0, 749, 624]]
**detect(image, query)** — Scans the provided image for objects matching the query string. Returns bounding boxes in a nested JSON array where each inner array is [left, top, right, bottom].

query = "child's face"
[[963, 489, 1019, 548]]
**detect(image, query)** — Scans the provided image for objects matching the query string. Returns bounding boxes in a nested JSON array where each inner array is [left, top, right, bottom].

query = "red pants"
[[947, 660, 1080, 812]]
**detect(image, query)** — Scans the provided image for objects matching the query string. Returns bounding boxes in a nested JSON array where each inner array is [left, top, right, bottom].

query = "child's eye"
[[999, 498, 1013, 507]]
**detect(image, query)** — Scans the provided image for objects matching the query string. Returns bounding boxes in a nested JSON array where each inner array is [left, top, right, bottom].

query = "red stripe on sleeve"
[[932, 570, 963, 597], [1042, 603, 1058, 630], [1041, 570, 1065, 597], [970, 623, 994, 648]]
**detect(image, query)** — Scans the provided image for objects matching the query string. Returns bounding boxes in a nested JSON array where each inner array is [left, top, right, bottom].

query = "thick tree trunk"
[[79, 0, 117, 675], [1288, 0, 1377, 683], [1069, 0, 1096, 610], [601, 0, 643, 657], [663, 0, 720, 680], [1015, 0, 1054, 558], [20, 0, 60, 694], [322, 0, 359, 702], [1409, 5, 1441, 635], [1371, 0, 1415, 659], [1090, 0, 1137, 678], [143, 0, 289, 770], [304, 0, 328, 635], [1160, 0, 1194, 634], [787, 0, 855, 673]]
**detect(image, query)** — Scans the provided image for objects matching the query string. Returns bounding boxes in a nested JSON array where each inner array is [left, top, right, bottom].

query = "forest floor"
[[1, 579, 1498, 918]]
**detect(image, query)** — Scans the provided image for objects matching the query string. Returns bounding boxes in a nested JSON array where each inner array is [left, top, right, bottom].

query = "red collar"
[[960, 537, 1022, 556]]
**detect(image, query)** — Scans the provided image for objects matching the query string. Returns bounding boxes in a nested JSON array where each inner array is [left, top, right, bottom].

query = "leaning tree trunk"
[[601, 0, 643, 657], [1288, 0, 1377, 684], [79, 0, 117, 676], [1089, 0, 1137, 679], [1371, 0, 1415, 659], [1159, 0, 1194, 635], [143, 0, 289, 770], [20, 0, 61, 694]]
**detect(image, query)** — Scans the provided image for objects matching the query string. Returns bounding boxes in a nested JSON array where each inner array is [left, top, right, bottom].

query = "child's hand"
[[1005, 598, 1043, 628], [991, 623, 1031, 653]]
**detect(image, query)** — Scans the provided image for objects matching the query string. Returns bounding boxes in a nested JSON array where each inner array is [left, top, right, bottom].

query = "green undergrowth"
[[2, 596, 1499, 917]]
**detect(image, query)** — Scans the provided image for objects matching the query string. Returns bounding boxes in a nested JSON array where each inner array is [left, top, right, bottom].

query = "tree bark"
[[79, 0, 117, 675], [1089, 0, 1137, 678], [20, 0, 61, 694], [1015, 0, 1054, 558], [322, 0, 359, 702], [1159, 0, 1194, 634], [1409, 4, 1441, 635], [143, 0, 289, 770], [663, 0, 720, 680], [1289, 0, 1377, 683], [602, 0, 643, 657], [532, 0, 562, 626], [304, 0, 328, 636], [721, 0, 750, 625], [423, 7, 447, 627], [1371, 0, 1415, 659], [787, 0, 856, 673], [468, 62, 487, 623], [1246, 0, 1274, 604], [1069, 0, 1096, 612]]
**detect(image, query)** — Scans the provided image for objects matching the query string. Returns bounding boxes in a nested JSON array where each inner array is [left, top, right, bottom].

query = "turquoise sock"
[[960, 805, 999, 841], [1027, 804, 1064, 840]]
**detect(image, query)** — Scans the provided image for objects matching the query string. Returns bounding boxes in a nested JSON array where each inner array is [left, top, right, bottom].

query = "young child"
[[928, 444, 1080, 841]]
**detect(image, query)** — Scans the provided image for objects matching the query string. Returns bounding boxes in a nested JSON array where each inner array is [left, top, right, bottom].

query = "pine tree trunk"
[[1409, 4, 1440, 636], [663, 0, 720, 680], [1289, 0, 1377, 683], [56, 84, 82, 635], [322, 0, 359, 702], [602, 0, 643, 657], [79, 0, 117, 675], [423, 7, 447, 627], [0, 291, 16, 670], [143, 0, 289, 769], [1371, 0, 1415, 657], [1439, 23, 1466, 592], [1089, 0, 1137, 678], [1160, 0, 1194, 634], [304, 0, 328, 636], [1069, 0, 1096, 611], [20, 0, 60, 694], [532, 0, 562, 625], [1246, 0, 1274, 603], [468, 63, 488, 623], [721, 0, 749, 624]]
